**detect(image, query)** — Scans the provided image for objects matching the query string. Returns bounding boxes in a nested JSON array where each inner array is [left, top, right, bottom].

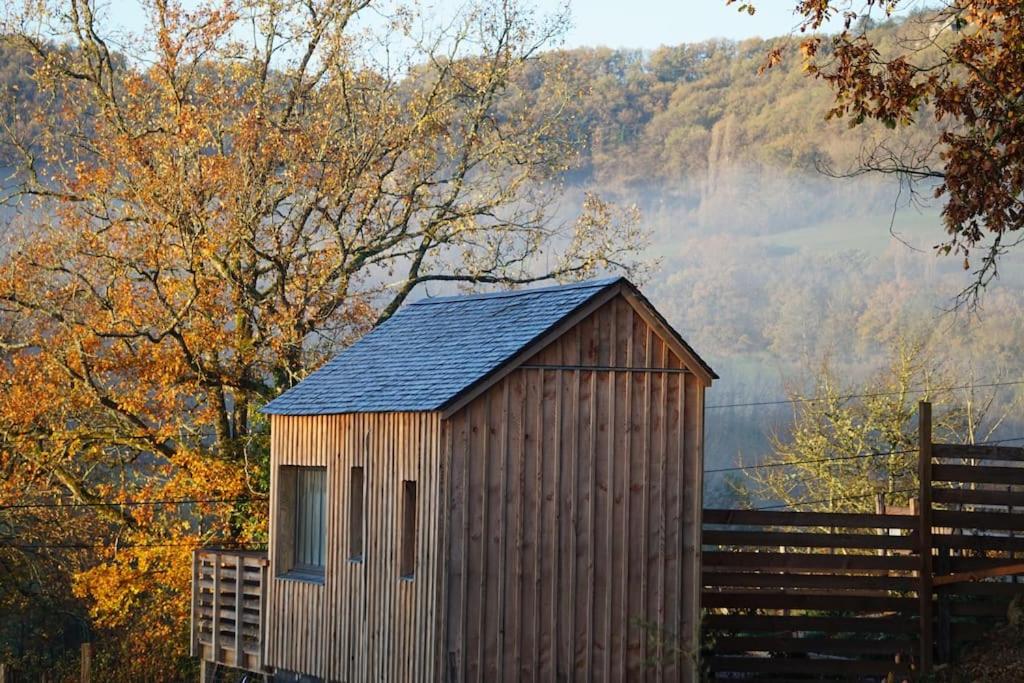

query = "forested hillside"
[[3, 15, 1020, 493]]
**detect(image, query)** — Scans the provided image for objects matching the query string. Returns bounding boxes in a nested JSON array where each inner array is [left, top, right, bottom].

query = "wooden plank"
[[937, 580, 1024, 596], [934, 443, 1024, 462], [532, 368, 546, 680], [682, 371, 702, 683], [933, 532, 1024, 552], [614, 301, 630, 682], [918, 401, 934, 676], [493, 380, 510, 681], [637, 327, 652, 677], [702, 614, 919, 634], [664, 356, 682, 682], [567, 366, 581, 679], [713, 636, 913, 656], [585, 369, 597, 682], [703, 529, 916, 551], [258, 559, 268, 670], [703, 551, 918, 571], [703, 508, 917, 529], [948, 555, 1024, 571], [509, 369, 527, 682], [212, 554, 221, 660], [933, 508, 1024, 531], [933, 486, 1024, 507], [702, 591, 918, 612], [234, 552, 244, 660], [933, 562, 1024, 586], [702, 571, 917, 592], [474, 392, 491, 682], [933, 463, 1024, 486], [707, 656, 912, 676], [191, 551, 200, 658], [550, 369, 563, 680]]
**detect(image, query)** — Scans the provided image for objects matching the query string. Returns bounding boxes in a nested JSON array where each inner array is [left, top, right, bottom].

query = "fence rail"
[[702, 402, 1024, 681], [190, 548, 269, 673]]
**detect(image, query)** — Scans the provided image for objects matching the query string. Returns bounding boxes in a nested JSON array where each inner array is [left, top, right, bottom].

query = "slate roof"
[[262, 276, 713, 416]]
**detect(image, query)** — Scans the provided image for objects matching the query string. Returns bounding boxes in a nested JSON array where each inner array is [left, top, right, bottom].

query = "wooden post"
[[937, 547, 951, 664], [918, 401, 934, 676], [190, 550, 199, 658], [0, 662, 10, 683], [212, 554, 221, 662], [875, 493, 886, 557], [234, 554, 243, 665], [80, 642, 92, 683], [259, 558, 269, 671]]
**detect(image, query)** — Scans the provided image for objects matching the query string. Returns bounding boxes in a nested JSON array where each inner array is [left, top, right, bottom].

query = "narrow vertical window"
[[287, 466, 326, 579], [400, 480, 418, 579], [349, 466, 365, 562]]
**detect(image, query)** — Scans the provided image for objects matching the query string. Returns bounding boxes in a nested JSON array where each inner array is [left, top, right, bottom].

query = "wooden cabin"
[[190, 276, 716, 682]]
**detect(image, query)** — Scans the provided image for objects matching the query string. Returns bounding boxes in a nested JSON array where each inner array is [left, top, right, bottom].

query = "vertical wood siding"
[[266, 412, 445, 682], [443, 295, 705, 682]]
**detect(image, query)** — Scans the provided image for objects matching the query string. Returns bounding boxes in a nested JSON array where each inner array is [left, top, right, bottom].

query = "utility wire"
[[704, 447, 918, 474], [705, 378, 1024, 411], [753, 488, 918, 511], [1, 540, 265, 551], [0, 497, 252, 511], [706, 434, 1024, 476]]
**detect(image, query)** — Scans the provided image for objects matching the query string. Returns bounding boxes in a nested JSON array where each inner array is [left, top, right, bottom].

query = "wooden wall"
[[442, 294, 706, 682], [266, 412, 446, 682]]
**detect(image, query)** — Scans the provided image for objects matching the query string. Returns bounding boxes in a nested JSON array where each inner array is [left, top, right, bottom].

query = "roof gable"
[[263, 278, 625, 415]]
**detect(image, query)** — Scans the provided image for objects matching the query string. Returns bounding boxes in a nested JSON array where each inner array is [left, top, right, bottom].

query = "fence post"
[[918, 401, 934, 676], [80, 642, 92, 683]]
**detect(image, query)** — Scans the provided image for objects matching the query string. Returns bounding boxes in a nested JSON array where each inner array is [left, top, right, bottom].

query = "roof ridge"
[[409, 276, 623, 305]]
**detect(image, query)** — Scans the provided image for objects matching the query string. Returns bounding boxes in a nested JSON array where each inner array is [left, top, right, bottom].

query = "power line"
[[706, 435, 1024, 476], [704, 447, 918, 474], [705, 378, 1024, 411], [1, 540, 265, 551], [753, 488, 918, 511], [0, 497, 253, 511]]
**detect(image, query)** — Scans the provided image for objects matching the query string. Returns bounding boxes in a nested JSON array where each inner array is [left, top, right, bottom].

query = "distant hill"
[[512, 16, 936, 192], [3, 18, 1020, 489]]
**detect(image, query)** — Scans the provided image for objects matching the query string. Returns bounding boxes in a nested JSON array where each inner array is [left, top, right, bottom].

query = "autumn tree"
[[0, 0, 645, 676], [741, 337, 1011, 512], [732, 0, 1024, 302]]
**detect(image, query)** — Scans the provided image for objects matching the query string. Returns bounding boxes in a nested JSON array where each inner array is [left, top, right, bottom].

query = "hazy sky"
[[557, 1, 808, 48], [108, 1, 811, 50]]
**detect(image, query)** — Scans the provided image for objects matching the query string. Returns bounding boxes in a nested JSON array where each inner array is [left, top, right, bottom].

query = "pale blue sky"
[[557, 1, 811, 48], [107, 1, 817, 51]]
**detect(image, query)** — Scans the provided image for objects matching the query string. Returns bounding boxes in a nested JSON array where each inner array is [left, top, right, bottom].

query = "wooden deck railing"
[[191, 548, 269, 673]]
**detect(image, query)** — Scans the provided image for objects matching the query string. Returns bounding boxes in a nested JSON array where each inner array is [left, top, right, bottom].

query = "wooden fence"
[[702, 402, 1024, 681], [191, 549, 269, 673]]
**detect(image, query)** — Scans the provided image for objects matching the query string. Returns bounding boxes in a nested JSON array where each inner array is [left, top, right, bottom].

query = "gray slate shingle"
[[262, 277, 623, 415]]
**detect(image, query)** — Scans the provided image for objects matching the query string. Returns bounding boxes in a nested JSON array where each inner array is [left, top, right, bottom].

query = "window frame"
[[276, 465, 328, 583], [348, 465, 366, 563], [399, 479, 418, 580]]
